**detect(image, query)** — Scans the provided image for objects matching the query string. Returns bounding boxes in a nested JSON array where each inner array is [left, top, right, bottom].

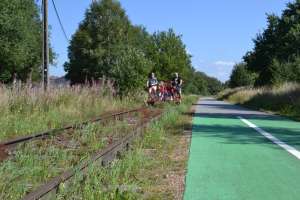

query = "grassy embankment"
[[0, 84, 197, 199], [0, 84, 140, 140], [56, 96, 197, 200], [0, 84, 142, 199], [218, 83, 300, 121]]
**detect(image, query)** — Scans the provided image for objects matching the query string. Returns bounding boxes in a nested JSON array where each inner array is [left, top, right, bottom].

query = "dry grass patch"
[[219, 83, 300, 120]]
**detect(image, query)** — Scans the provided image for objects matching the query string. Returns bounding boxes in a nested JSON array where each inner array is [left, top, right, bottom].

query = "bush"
[[229, 63, 257, 88]]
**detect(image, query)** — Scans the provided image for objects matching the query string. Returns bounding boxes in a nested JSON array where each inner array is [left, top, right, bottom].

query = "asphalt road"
[[184, 98, 300, 200]]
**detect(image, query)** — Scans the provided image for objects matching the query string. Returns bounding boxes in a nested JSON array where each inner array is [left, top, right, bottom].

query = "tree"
[[65, 0, 132, 82], [150, 29, 193, 82], [65, 0, 223, 95], [109, 46, 152, 95], [184, 70, 223, 95], [65, 0, 152, 94], [184, 71, 208, 95], [268, 57, 300, 85], [0, 0, 44, 83], [229, 63, 257, 88], [149, 30, 224, 94], [244, 0, 300, 85], [205, 76, 223, 95]]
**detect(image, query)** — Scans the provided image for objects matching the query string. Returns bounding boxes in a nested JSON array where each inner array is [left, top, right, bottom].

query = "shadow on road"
[[190, 98, 300, 150], [192, 123, 300, 147]]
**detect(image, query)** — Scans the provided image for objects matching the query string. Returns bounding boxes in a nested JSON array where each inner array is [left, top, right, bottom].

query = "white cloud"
[[214, 61, 235, 67], [215, 65, 233, 82], [193, 60, 236, 82]]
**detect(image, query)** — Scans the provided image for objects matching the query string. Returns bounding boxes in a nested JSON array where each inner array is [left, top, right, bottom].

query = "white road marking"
[[238, 116, 300, 160]]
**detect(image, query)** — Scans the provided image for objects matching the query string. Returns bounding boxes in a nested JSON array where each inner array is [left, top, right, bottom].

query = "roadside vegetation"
[[0, 118, 134, 199], [56, 95, 197, 200], [0, 91, 197, 199], [225, 0, 300, 89], [0, 83, 143, 199], [226, 1, 300, 88], [218, 83, 300, 121], [221, 1, 300, 121], [0, 0, 203, 199], [0, 82, 141, 141]]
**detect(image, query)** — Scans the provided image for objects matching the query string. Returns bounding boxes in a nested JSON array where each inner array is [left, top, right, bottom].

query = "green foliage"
[[185, 71, 208, 95], [266, 57, 300, 85], [109, 46, 152, 95], [184, 71, 223, 95], [244, 0, 300, 86], [65, 0, 221, 95], [149, 29, 220, 94], [0, 0, 55, 83], [150, 29, 193, 81], [65, 0, 132, 83], [205, 76, 223, 95], [0, 0, 41, 82], [229, 63, 257, 88], [268, 59, 287, 85], [65, 0, 153, 95]]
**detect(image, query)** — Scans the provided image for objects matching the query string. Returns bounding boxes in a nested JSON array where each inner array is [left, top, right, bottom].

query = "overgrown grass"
[[0, 83, 197, 199], [55, 95, 197, 200], [0, 119, 137, 199], [218, 83, 300, 120], [0, 83, 146, 199], [0, 84, 143, 140]]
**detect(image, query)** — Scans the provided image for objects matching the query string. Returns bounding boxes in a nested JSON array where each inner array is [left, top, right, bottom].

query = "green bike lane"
[[242, 115, 300, 151], [184, 98, 300, 200]]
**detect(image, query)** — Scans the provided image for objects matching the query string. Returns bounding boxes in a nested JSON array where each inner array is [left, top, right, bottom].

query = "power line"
[[51, 0, 69, 42]]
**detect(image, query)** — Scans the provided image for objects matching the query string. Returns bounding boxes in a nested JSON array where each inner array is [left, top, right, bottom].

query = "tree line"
[[0, 0, 222, 95], [229, 0, 300, 88], [64, 0, 222, 95]]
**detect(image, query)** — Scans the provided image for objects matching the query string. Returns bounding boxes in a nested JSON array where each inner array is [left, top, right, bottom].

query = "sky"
[[46, 0, 290, 82]]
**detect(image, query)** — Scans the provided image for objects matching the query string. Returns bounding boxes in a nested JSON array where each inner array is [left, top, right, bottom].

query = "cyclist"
[[171, 72, 183, 101], [147, 72, 158, 99]]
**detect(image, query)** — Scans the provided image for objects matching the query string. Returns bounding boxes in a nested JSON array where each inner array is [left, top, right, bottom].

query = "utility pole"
[[42, 0, 49, 91]]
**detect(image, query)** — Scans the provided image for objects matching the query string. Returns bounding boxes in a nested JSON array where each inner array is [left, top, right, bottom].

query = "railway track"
[[0, 107, 147, 162], [0, 106, 163, 200]]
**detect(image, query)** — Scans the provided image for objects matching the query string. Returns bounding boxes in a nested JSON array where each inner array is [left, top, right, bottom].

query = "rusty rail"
[[22, 110, 162, 200], [0, 107, 146, 148]]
